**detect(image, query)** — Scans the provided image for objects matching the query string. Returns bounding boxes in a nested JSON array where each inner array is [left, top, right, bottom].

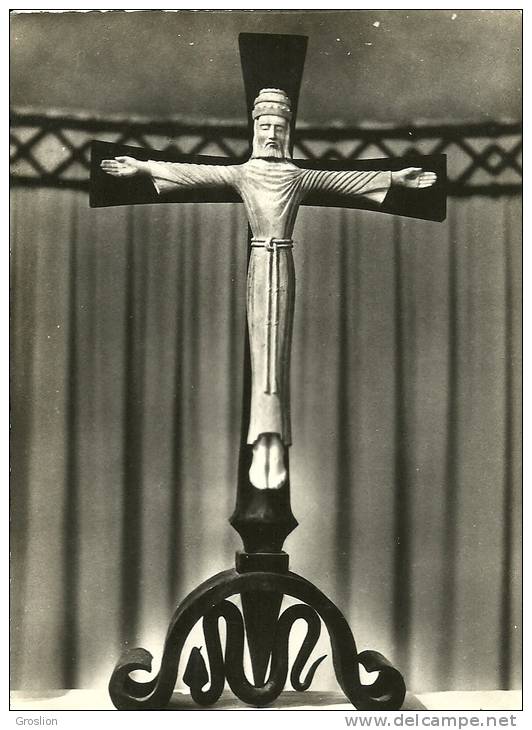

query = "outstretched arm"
[[100, 156, 238, 194], [300, 166, 437, 205]]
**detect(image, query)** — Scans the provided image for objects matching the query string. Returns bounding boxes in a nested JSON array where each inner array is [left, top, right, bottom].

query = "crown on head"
[[252, 88, 292, 121]]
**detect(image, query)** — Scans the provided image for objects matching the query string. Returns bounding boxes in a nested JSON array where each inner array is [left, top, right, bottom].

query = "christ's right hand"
[[100, 156, 149, 178]]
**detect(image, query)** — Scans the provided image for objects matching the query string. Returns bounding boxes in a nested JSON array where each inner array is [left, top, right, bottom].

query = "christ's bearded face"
[[252, 114, 291, 159]]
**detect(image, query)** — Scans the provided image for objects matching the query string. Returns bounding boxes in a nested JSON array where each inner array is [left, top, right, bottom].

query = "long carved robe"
[[148, 158, 391, 445]]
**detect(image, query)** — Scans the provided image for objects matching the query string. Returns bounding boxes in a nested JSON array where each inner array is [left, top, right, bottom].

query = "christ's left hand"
[[392, 168, 437, 189]]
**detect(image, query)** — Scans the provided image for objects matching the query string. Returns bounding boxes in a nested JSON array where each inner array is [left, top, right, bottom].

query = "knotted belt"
[[250, 237, 294, 395]]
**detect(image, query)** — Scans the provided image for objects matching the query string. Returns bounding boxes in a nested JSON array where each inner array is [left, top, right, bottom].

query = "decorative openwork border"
[[10, 111, 522, 197]]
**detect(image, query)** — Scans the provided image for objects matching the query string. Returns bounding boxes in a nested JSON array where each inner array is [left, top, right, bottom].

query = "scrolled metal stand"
[[109, 553, 406, 710]]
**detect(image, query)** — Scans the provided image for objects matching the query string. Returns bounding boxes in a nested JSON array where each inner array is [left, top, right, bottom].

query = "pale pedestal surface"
[[10, 689, 522, 711]]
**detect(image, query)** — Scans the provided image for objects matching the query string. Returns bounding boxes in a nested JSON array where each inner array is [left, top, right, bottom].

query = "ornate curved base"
[[109, 567, 406, 711]]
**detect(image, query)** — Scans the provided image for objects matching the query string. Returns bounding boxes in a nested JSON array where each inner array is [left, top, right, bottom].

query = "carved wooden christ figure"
[[101, 88, 436, 492]]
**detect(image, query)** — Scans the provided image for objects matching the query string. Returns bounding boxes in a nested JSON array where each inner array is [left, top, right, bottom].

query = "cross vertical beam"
[[231, 34, 308, 687], [230, 34, 309, 557]]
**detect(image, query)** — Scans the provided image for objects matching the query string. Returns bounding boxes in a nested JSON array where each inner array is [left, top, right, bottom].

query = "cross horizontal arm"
[[90, 140, 241, 208], [91, 140, 446, 222], [295, 154, 447, 222]]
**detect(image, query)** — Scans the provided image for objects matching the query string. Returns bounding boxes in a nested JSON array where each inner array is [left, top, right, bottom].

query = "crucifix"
[[90, 33, 446, 711]]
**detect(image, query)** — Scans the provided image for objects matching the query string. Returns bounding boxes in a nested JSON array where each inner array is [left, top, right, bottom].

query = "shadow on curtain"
[[10, 188, 521, 693]]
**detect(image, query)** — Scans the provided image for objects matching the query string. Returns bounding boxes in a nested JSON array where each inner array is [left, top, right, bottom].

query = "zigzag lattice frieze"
[[10, 112, 521, 197]]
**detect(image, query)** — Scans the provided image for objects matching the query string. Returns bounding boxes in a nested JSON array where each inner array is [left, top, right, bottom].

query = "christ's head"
[[251, 88, 292, 159]]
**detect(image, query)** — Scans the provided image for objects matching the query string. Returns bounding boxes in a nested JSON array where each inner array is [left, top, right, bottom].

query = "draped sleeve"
[[147, 161, 240, 195], [299, 168, 392, 205]]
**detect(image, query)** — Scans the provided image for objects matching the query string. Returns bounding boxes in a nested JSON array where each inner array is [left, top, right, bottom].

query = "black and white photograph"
[[10, 8, 522, 717]]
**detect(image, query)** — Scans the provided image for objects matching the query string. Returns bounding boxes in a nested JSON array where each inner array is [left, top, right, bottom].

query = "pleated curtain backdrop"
[[10, 187, 521, 694]]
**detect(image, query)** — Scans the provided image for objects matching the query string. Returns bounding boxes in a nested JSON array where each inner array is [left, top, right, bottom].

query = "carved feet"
[[249, 433, 287, 490]]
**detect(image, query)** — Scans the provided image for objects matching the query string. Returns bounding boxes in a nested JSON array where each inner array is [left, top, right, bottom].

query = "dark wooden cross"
[[91, 32, 446, 693]]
